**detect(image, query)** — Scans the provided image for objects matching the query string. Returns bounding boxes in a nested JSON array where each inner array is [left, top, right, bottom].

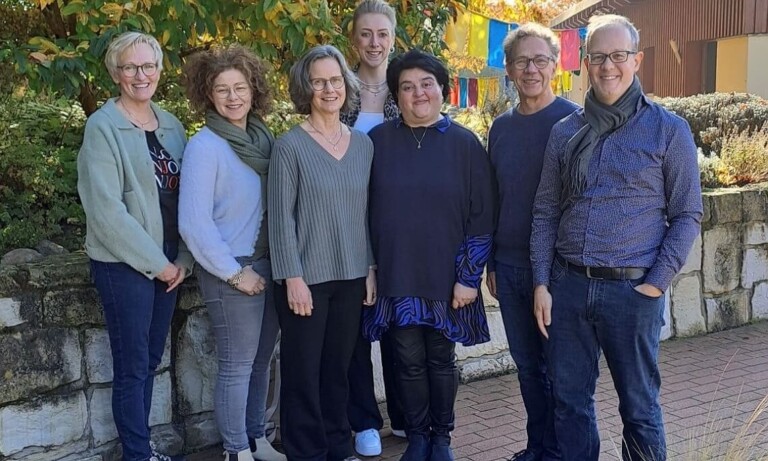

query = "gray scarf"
[[205, 110, 274, 258], [562, 76, 643, 204]]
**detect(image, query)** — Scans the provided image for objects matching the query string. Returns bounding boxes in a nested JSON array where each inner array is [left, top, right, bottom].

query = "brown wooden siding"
[[553, 0, 768, 97]]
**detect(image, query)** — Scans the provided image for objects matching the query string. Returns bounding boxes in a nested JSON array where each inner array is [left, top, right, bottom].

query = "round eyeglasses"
[[310, 76, 345, 91], [117, 63, 158, 77], [511, 55, 554, 70], [586, 50, 638, 66]]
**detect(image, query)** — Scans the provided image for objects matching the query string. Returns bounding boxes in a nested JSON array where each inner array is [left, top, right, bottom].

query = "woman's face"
[[113, 43, 160, 105], [397, 67, 443, 126], [211, 69, 252, 130], [309, 57, 346, 116], [352, 13, 394, 71]]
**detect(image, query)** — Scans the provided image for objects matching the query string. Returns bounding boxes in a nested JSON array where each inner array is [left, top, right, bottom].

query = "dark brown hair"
[[182, 44, 272, 117]]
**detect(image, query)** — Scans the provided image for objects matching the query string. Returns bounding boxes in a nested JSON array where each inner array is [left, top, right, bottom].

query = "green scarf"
[[205, 110, 274, 258]]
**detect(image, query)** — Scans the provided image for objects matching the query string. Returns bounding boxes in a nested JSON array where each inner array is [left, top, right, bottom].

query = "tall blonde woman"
[[269, 45, 375, 461], [77, 32, 191, 461], [340, 1, 404, 457], [179, 45, 285, 461]]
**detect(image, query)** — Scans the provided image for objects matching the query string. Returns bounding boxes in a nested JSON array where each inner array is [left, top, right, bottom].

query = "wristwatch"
[[227, 268, 245, 287]]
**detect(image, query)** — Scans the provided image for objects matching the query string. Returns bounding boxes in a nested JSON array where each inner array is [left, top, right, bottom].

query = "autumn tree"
[[1, 0, 466, 115]]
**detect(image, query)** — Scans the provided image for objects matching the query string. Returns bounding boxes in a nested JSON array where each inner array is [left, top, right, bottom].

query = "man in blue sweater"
[[486, 23, 579, 461], [531, 14, 702, 461]]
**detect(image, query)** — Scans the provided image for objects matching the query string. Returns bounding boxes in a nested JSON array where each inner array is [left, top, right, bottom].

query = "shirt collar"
[[396, 113, 452, 133]]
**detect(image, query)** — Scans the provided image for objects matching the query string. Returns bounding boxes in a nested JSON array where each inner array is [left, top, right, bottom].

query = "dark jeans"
[[347, 328, 404, 432], [495, 263, 560, 461], [90, 241, 179, 461], [547, 258, 666, 461], [389, 325, 457, 443], [275, 278, 365, 461]]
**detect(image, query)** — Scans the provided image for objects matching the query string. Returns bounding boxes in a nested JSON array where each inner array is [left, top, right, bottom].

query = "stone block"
[[702, 226, 742, 294], [0, 392, 87, 456], [679, 233, 703, 275], [661, 291, 672, 341], [176, 309, 217, 415], [1, 248, 43, 266], [742, 186, 768, 222], [671, 275, 705, 337], [705, 291, 749, 332], [742, 247, 768, 289], [150, 423, 184, 457], [43, 287, 103, 326], [745, 222, 768, 245], [90, 387, 118, 446], [85, 329, 113, 384], [753, 282, 768, 320], [0, 298, 23, 328], [0, 293, 42, 329], [701, 194, 711, 228], [0, 265, 23, 296], [0, 328, 82, 405], [176, 282, 203, 311], [708, 190, 742, 225], [459, 353, 515, 383], [27, 253, 91, 288], [149, 372, 173, 427], [7, 439, 89, 461], [183, 413, 221, 451], [456, 310, 507, 360]]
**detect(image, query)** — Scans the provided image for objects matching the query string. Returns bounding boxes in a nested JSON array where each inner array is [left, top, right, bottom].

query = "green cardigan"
[[77, 98, 193, 279]]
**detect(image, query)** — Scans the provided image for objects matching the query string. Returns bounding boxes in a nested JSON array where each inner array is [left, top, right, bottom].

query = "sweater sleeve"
[[268, 137, 304, 280], [77, 117, 169, 278], [178, 135, 242, 281], [466, 134, 496, 236], [456, 234, 493, 289]]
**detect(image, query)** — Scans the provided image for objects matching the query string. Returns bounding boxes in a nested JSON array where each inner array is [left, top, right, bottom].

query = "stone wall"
[[0, 184, 766, 460]]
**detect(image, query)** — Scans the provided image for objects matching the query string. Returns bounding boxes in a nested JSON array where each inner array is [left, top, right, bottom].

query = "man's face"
[[506, 36, 556, 103], [585, 25, 643, 105]]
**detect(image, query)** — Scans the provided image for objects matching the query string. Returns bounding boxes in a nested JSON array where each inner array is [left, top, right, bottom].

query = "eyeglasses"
[[510, 55, 554, 70], [399, 78, 438, 94], [117, 63, 158, 77], [310, 76, 345, 91], [586, 50, 638, 66], [213, 85, 251, 99]]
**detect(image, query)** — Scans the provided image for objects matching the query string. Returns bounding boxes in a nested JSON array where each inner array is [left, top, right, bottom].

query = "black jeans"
[[347, 327, 404, 432], [276, 278, 365, 461], [390, 325, 458, 442]]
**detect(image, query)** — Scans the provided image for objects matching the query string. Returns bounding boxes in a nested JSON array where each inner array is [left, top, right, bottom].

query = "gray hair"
[[503, 22, 560, 65], [586, 14, 640, 51], [289, 45, 359, 115], [105, 31, 164, 79], [352, 0, 397, 35]]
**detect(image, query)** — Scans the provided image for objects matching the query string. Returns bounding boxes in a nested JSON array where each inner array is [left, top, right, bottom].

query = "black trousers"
[[276, 278, 365, 461], [389, 325, 458, 441], [347, 328, 404, 432]]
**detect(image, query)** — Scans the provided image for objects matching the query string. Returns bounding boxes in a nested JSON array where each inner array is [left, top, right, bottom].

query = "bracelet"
[[368, 265, 377, 271], [227, 268, 245, 287]]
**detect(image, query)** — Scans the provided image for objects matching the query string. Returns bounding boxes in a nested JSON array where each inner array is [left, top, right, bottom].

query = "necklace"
[[306, 118, 344, 152], [359, 78, 388, 96], [118, 99, 153, 128], [410, 126, 428, 149]]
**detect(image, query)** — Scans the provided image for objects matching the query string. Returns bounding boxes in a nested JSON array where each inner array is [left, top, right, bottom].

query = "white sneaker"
[[251, 436, 287, 461], [354, 428, 382, 457], [224, 449, 253, 461], [391, 428, 406, 438]]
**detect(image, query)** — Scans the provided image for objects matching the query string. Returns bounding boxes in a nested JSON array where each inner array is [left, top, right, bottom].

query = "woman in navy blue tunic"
[[364, 50, 495, 461]]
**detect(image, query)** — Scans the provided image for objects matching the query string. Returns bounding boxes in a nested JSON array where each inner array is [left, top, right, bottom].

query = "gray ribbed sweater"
[[268, 125, 374, 285]]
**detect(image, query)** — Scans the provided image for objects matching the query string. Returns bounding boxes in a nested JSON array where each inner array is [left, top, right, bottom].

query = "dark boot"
[[400, 434, 431, 461], [428, 443, 454, 461]]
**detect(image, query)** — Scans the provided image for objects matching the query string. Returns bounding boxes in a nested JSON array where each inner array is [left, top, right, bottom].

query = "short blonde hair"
[[503, 23, 560, 65], [352, 0, 397, 35], [105, 32, 163, 80]]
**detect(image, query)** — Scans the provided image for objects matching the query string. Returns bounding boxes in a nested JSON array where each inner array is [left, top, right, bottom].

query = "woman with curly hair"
[[179, 44, 285, 461]]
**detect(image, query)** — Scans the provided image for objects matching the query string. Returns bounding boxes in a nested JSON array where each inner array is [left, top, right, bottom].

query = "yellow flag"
[[468, 13, 489, 59]]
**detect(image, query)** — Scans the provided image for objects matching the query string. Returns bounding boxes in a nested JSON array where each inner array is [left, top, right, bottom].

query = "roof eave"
[[550, 0, 642, 29]]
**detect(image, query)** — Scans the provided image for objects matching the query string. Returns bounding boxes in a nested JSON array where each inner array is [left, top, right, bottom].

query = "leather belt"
[[557, 255, 647, 280]]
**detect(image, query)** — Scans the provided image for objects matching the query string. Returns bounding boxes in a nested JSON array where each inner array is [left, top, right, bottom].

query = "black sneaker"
[[509, 450, 538, 461]]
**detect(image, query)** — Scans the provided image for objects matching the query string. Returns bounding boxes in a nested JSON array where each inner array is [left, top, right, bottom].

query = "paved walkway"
[[190, 321, 768, 461]]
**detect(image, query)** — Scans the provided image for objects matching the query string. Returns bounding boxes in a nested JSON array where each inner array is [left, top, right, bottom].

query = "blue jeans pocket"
[[625, 278, 663, 301]]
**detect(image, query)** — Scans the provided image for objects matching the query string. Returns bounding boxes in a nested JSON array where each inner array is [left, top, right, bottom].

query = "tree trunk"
[[79, 83, 97, 116]]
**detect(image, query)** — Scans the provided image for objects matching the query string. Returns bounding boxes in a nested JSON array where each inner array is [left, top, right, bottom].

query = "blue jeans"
[[547, 258, 666, 461], [197, 257, 280, 453], [495, 263, 560, 460], [90, 241, 179, 461]]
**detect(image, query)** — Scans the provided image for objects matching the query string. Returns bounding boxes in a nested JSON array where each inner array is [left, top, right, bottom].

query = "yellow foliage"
[[716, 124, 768, 186]]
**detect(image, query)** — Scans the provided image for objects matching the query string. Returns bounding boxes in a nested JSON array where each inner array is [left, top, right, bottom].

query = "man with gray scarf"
[[530, 14, 702, 461]]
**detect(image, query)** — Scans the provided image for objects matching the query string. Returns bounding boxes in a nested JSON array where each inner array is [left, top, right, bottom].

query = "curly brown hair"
[[182, 44, 272, 117]]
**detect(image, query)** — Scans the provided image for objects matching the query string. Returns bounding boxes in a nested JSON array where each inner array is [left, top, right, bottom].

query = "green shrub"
[[697, 148, 722, 189], [0, 94, 85, 253], [656, 93, 768, 156]]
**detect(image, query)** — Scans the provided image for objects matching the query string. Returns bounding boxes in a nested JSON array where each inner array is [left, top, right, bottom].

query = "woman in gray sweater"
[[268, 45, 375, 461]]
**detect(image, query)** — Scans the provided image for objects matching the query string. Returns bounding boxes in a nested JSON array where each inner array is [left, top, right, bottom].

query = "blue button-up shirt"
[[531, 95, 703, 291]]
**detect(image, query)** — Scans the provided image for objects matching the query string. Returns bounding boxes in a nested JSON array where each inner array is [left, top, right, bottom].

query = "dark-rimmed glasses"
[[310, 76, 345, 91], [510, 55, 554, 70], [117, 63, 158, 77], [586, 51, 638, 66]]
